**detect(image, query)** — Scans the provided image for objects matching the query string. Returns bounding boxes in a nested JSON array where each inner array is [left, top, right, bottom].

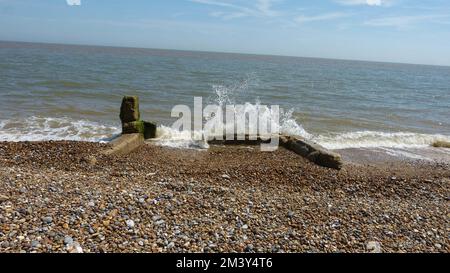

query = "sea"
[[1, 41, 449, 161]]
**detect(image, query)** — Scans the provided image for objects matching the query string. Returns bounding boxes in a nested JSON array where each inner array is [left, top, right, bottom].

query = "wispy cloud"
[[189, 0, 280, 19], [364, 14, 450, 29], [295, 12, 351, 24], [335, 0, 392, 6]]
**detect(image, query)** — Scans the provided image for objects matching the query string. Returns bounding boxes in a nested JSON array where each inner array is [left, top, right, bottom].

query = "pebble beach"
[[0, 141, 448, 253]]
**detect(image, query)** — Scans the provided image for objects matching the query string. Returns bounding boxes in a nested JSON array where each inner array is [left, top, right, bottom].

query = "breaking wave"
[[312, 131, 450, 150], [0, 116, 119, 142]]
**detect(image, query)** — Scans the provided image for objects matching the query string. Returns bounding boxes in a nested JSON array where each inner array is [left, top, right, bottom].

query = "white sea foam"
[[312, 131, 450, 150], [153, 125, 209, 149], [378, 147, 432, 161], [0, 116, 119, 142]]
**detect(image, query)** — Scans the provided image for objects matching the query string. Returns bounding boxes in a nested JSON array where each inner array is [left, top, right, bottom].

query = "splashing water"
[[153, 76, 310, 149]]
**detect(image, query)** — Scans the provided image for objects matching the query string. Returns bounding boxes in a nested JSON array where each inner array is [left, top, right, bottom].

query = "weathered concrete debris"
[[120, 96, 140, 123], [280, 135, 343, 170], [122, 120, 145, 135], [101, 133, 144, 156], [432, 140, 450, 148], [120, 96, 157, 140]]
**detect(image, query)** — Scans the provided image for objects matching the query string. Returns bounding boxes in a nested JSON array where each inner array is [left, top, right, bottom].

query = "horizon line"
[[1, 39, 449, 68]]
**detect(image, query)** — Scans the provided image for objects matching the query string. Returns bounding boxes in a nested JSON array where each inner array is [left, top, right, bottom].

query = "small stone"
[[0, 195, 9, 203], [64, 236, 74, 245], [221, 174, 231, 180], [31, 240, 40, 248], [126, 219, 135, 228], [434, 243, 442, 249], [287, 211, 294, 218], [1, 241, 10, 248], [242, 224, 249, 229], [42, 216, 53, 224], [366, 241, 382, 253], [82, 156, 97, 166], [67, 242, 83, 253], [152, 215, 162, 222], [88, 227, 95, 234], [167, 242, 175, 249], [87, 201, 95, 207], [245, 244, 254, 252]]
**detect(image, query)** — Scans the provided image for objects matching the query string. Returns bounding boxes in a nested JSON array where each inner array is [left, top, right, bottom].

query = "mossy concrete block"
[[120, 96, 140, 123], [122, 120, 145, 135]]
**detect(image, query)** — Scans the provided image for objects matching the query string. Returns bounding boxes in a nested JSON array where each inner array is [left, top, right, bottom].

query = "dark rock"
[[143, 121, 157, 139]]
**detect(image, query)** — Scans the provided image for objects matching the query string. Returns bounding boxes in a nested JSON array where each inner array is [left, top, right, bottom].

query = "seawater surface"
[[1, 41, 450, 160]]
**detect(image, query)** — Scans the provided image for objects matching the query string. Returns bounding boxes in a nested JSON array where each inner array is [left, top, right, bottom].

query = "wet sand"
[[0, 141, 448, 253]]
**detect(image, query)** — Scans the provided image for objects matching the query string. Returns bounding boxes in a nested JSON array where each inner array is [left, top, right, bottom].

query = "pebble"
[[245, 244, 254, 252], [221, 174, 231, 180], [64, 236, 74, 245], [42, 216, 53, 224], [0, 194, 9, 202], [167, 242, 175, 249], [126, 219, 135, 228], [67, 242, 83, 253], [366, 241, 382, 253], [31, 240, 40, 248]]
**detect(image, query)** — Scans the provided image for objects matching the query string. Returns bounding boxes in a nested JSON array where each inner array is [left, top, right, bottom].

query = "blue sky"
[[0, 0, 449, 65]]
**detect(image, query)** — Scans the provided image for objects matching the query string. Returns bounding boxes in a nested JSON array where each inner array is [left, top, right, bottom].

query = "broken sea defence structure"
[[101, 96, 343, 170], [101, 96, 156, 156]]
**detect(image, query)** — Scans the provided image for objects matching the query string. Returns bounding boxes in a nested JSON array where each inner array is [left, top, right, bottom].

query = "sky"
[[0, 0, 449, 66]]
